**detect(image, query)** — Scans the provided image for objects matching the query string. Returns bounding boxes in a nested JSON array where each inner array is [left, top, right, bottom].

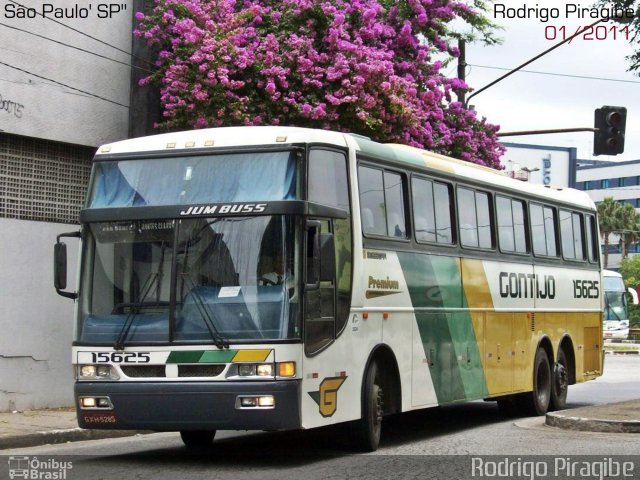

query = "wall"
[[0, 0, 132, 411], [0, 219, 80, 411], [0, 0, 132, 146]]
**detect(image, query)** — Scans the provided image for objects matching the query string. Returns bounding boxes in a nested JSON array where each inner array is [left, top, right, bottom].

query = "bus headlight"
[[237, 363, 273, 377], [77, 364, 119, 380], [236, 362, 296, 378], [79, 396, 113, 409], [256, 364, 273, 376]]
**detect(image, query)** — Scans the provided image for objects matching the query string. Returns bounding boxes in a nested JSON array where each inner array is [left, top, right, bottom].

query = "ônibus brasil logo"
[[8, 456, 72, 479]]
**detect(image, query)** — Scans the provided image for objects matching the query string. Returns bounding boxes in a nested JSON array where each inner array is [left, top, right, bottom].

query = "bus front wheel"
[[180, 430, 216, 448], [353, 360, 383, 452], [517, 348, 551, 416]]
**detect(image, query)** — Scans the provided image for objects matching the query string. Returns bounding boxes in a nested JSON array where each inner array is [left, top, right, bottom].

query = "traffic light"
[[594, 106, 626, 156]]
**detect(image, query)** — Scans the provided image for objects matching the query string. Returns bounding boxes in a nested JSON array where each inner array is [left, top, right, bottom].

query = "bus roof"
[[603, 270, 622, 278], [96, 126, 595, 211]]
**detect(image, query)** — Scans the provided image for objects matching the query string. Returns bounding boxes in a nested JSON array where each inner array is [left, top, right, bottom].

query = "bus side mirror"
[[319, 233, 335, 282], [54, 231, 80, 300], [54, 242, 68, 290]]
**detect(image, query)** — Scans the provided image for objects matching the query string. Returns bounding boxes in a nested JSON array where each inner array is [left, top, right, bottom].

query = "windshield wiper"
[[179, 273, 230, 349], [114, 272, 159, 350]]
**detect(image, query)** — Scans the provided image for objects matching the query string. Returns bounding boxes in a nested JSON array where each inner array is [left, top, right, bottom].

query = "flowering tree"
[[135, 0, 505, 168]]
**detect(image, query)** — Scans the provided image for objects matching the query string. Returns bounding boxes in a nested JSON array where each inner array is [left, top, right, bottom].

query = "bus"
[[54, 126, 603, 451], [603, 270, 633, 339]]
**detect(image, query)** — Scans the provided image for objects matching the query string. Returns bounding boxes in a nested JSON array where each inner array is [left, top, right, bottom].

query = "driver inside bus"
[[260, 254, 291, 286]]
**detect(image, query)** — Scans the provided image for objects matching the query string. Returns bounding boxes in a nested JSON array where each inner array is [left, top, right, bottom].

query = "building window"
[[601, 179, 610, 189], [583, 181, 592, 190], [0, 134, 94, 224]]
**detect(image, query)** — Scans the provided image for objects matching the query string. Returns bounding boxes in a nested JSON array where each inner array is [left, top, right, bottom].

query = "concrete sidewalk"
[[0, 408, 143, 450], [546, 400, 640, 433]]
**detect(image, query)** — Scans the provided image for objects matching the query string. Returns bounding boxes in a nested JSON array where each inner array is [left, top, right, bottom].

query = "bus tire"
[[180, 430, 216, 448], [354, 360, 383, 452], [550, 349, 568, 411], [517, 348, 551, 416]]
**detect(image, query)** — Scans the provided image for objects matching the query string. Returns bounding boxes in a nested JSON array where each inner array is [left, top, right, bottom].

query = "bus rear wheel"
[[180, 430, 216, 448], [517, 347, 551, 416], [353, 360, 383, 452], [550, 349, 568, 411]]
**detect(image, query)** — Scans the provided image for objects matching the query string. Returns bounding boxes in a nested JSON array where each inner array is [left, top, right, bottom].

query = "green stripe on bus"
[[398, 253, 488, 402], [200, 350, 237, 363], [167, 350, 237, 364]]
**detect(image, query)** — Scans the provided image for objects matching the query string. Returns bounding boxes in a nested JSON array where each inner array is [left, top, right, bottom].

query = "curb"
[[545, 413, 640, 433], [0, 429, 147, 450]]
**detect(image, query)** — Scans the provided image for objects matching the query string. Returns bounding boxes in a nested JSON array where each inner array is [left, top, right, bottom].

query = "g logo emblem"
[[309, 377, 347, 417]]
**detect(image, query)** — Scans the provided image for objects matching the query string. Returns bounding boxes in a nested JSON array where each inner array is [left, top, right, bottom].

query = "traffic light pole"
[[498, 127, 597, 137], [465, 17, 605, 108]]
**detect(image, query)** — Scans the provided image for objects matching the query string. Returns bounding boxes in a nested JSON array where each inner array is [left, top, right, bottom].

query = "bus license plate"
[[82, 411, 117, 425]]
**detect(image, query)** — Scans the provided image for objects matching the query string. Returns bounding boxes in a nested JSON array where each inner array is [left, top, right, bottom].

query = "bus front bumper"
[[75, 380, 301, 431]]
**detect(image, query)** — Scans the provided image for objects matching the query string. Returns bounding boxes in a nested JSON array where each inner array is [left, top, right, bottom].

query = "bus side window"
[[384, 171, 406, 238], [560, 209, 585, 261], [458, 186, 494, 249], [530, 203, 559, 257], [458, 187, 478, 248], [358, 166, 386, 236], [412, 176, 455, 245], [586, 214, 599, 263], [358, 164, 407, 239], [308, 149, 350, 213], [543, 206, 558, 257]]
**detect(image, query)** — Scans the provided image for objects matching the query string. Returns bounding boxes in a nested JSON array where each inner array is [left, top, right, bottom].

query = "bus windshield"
[[79, 215, 299, 344], [88, 150, 297, 208], [603, 275, 629, 321]]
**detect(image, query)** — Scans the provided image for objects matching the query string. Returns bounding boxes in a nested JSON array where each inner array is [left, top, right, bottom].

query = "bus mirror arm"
[[54, 231, 81, 300]]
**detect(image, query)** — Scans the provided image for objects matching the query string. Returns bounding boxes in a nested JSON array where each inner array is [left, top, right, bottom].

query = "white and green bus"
[[603, 269, 635, 339], [55, 126, 603, 451]]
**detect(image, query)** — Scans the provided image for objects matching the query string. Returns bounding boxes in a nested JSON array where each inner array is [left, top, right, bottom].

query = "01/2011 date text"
[[545, 25, 631, 43]]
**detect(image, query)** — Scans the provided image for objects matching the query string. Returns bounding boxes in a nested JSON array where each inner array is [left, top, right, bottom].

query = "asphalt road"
[[2, 356, 640, 480]]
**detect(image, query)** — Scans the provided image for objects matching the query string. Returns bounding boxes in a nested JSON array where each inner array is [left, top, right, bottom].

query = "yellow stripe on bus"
[[461, 259, 494, 309], [232, 350, 272, 363]]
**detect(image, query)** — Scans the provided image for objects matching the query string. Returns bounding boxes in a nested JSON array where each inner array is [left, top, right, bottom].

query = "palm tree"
[[597, 197, 622, 268], [620, 204, 640, 260]]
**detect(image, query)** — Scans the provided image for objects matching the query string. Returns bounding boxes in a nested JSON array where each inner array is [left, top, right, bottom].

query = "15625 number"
[[573, 280, 599, 299], [90, 352, 151, 363]]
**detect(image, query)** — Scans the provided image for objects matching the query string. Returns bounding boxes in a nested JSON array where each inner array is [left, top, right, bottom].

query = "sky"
[[460, 0, 640, 164]]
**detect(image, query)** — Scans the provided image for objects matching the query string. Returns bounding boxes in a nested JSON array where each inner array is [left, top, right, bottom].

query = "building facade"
[[501, 142, 577, 188], [0, 0, 133, 411], [575, 159, 640, 269]]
